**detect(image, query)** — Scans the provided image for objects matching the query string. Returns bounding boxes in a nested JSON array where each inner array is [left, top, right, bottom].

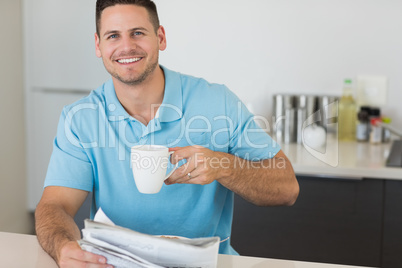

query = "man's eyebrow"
[[103, 30, 119, 38], [102, 27, 149, 38], [130, 27, 149, 32]]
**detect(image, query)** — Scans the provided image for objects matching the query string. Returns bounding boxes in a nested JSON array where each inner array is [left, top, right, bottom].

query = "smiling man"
[[96, 6, 163, 84], [35, 1, 299, 267], [95, 2, 167, 125]]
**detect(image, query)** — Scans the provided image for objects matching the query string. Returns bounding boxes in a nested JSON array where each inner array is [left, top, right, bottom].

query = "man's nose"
[[121, 35, 137, 51]]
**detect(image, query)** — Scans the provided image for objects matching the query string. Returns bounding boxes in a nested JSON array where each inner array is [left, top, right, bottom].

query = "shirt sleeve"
[[44, 107, 94, 191], [224, 89, 281, 160]]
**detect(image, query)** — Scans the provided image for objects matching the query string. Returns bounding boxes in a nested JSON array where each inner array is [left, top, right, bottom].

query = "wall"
[[156, 0, 402, 131], [0, 0, 31, 233]]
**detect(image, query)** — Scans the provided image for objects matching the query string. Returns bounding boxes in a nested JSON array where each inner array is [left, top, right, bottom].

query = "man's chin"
[[107, 61, 159, 86], [112, 73, 147, 86]]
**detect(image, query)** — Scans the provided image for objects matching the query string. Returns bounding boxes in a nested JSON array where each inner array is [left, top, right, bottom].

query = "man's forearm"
[[35, 203, 81, 263], [217, 151, 299, 206]]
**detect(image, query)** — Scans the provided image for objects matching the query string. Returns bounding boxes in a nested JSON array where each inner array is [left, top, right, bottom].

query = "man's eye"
[[109, 34, 118, 39], [134, 32, 143, 36]]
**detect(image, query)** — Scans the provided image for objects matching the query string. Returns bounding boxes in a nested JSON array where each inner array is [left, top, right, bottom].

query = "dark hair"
[[96, 0, 160, 36]]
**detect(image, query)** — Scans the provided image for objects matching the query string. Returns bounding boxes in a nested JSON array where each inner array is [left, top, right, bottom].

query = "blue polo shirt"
[[44, 66, 280, 254]]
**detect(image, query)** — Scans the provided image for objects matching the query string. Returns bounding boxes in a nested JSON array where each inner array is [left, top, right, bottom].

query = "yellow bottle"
[[338, 79, 357, 141]]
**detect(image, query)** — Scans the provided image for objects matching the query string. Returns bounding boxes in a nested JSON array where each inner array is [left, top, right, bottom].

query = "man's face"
[[95, 5, 166, 85]]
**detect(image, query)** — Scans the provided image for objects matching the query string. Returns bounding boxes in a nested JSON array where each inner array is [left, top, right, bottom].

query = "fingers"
[[168, 147, 199, 180], [59, 241, 113, 268], [169, 146, 201, 165], [166, 146, 211, 185], [167, 157, 199, 184], [167, 146, 230, 186], [70, 249, 108, 265], [61, 258, 112, 268]]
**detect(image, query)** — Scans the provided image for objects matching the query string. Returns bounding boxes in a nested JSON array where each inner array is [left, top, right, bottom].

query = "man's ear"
[[157, 25, 167, 51], [95, 33, 102, 58]]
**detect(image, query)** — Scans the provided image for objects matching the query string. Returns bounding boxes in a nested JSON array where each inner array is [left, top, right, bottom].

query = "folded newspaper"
[[78, 208, 220, 268]]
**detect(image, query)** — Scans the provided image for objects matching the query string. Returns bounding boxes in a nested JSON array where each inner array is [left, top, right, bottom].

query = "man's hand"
[[166, 146, 232, 185], [166, 147, 299, 206], [58, 241, 113, 268], [35, 187, 114, 268]]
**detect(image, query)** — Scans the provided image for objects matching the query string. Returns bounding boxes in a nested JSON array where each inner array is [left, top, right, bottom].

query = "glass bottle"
[[338, 79, 357, 141]]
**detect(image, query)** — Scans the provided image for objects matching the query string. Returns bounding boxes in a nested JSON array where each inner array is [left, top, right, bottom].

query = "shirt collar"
[[104, 79, 130, 122], [158, 65, 183, 123], [104, 65, 183, 122]]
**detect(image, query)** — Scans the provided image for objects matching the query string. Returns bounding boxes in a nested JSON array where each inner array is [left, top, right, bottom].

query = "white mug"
[[130, 145, 178, 194]]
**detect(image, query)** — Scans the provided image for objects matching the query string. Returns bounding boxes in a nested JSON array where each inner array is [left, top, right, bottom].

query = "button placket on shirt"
[[145, 119, 162, 144], [129, 118, 162, 145]]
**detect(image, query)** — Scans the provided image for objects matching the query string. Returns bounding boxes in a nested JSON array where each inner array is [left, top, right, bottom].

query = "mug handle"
[[165, 151, 179, 180]]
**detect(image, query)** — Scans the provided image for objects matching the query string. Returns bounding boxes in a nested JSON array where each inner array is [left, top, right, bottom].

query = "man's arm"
[[35, 186, 112, 268], [166, 147, 299, 206], [218, 150, 299, 206]]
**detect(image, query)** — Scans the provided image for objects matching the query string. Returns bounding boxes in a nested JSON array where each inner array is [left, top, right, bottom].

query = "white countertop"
[[281, 138, 402, 180], [1, 232, 374, 268]]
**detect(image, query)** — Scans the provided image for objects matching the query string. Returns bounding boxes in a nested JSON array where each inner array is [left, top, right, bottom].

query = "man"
[[35, 0, 299, 267]]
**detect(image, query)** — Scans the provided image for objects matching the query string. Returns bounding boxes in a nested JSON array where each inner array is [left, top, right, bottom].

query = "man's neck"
[[113, 66, 165, 126]]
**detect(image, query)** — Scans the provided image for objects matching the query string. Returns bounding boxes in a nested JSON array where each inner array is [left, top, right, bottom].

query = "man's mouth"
[[117, 57, 142, 64]]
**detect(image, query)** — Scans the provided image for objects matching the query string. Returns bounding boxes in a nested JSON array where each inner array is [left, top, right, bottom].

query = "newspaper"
[[78, 208, 220, 268]]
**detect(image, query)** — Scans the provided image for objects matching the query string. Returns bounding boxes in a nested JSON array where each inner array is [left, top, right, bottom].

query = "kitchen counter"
[[0, 232, 374, 268], [281, 138, 402, 180]]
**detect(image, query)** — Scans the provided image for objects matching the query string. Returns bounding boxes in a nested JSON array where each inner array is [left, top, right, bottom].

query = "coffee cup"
[[130, 145, 178, 194]]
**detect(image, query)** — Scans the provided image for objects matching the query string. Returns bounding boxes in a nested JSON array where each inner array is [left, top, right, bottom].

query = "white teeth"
[[117, 57, 141, 64]]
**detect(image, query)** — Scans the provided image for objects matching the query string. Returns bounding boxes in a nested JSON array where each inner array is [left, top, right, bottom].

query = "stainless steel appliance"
[[273, 94, 339, 144]]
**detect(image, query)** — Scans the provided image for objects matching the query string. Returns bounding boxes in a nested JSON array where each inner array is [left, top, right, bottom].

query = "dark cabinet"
[[231, 176, 386, 267], [382, 180, 402, 267]]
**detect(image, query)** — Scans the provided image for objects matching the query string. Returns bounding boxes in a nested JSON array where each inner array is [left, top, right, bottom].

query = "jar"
[[369, 118, 382, 144], [356, 110, 369, 142]]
